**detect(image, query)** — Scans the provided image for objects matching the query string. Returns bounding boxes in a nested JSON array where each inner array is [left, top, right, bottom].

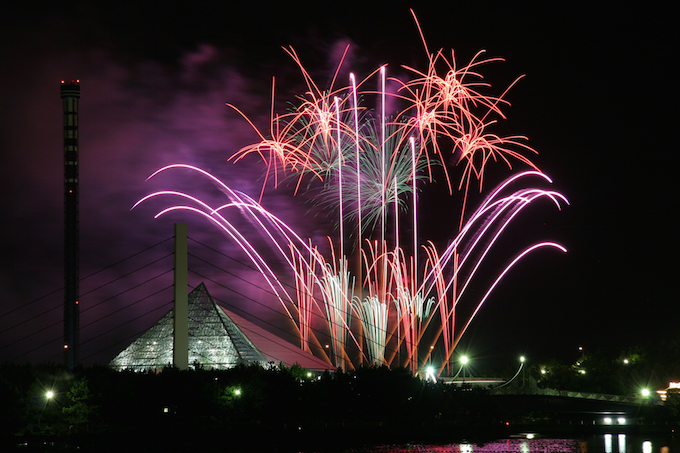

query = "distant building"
[[657, 382, 680, 401], [109, 283, 333, 373]]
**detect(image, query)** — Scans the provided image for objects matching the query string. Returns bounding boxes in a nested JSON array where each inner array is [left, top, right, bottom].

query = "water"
[[345, 434, 680, 453]]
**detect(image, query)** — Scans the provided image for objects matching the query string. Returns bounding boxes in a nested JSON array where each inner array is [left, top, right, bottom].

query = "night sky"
[[0, 2, 676, 371]]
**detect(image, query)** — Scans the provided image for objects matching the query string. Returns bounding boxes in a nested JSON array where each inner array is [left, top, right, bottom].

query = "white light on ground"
[[425, 366, 437, 383]]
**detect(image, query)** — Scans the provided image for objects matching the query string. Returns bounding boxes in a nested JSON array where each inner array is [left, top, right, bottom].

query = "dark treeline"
[[1, 363, 506, 451], [529, 340, 680, 396], [2, 340, 679, 452]]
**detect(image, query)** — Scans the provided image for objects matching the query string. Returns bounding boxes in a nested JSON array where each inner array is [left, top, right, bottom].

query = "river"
[[342, 434, 679, 453]]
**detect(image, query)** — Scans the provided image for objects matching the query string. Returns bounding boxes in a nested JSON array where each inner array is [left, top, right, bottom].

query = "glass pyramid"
[[109, 283, 268, 371]]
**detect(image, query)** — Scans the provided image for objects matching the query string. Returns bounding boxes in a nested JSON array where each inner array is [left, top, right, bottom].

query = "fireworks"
[[137, 19, 567, 376]]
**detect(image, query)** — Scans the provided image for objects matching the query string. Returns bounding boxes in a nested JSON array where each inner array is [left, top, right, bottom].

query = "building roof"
[[109, 283, 333, 372]]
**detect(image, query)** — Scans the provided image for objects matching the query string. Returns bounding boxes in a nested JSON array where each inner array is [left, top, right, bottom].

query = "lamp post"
[[494, 356, 526, 392], [39, 390, 55, 429], [425, 366, 437, 383], [460, 356, 469, 383]]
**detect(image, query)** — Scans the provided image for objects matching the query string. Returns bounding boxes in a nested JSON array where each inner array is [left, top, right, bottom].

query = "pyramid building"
[[110, 283, 333, 372]]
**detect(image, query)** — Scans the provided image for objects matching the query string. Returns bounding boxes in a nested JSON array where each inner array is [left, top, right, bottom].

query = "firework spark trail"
[[410, 137, 418, 283], [437, 242, 567, 375], [400, 48, 510, 124], [380, 66, 387, 254], [228, 35, 539, 234], [291, 241, 316, 352], [318, 241, 357, 370], [390, 28, 540, 214], [137, 165, 309, 311], [228, 45, 357, 200], [379, 67, 388, 323], [138, 25, 567, 373], [137, 166, 350, 359], [321, 121, 426, 236], [335, 97, 344, 258], [419, 171, 564, 296], [421, 242, 452, 368], [350, 73, 363, 253], [414, 174, 568, 367], [140, 165, 383, 367], [352, 295, 389, 366], [362, 171, 567, 370], [379, 174, 567, 371], [360, 239, 403, 366], [138, 165, 565, 372], [375, 244, 434, 371]]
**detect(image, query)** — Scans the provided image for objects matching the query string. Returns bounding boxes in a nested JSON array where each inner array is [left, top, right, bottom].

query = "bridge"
[[489, 382, 659, 406], [441, 375, 671, 435]]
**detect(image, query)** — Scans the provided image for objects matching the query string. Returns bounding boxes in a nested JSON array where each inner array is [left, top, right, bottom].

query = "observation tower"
[[61, 79, 80, 369]]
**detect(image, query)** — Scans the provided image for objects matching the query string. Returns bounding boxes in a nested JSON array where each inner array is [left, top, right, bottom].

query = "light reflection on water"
[[349, 435, 678, 453]]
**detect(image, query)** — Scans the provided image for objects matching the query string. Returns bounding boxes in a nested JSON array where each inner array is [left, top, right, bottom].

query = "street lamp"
[[39, 390, 55, 429], [460, 356, 469, 382], [425, 366, 437, 383], [494, 356, 526, 391]]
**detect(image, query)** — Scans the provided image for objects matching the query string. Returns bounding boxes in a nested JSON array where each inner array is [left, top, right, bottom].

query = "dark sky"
[[0, 2, 676, 371]]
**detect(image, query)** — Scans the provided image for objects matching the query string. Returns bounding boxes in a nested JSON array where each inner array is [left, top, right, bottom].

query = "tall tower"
[[173, 223, 189, 370], [61, 79, 80, 369]]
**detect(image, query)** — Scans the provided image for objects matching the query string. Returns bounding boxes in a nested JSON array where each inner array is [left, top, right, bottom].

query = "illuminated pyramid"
[[109, 283, 333, 372]]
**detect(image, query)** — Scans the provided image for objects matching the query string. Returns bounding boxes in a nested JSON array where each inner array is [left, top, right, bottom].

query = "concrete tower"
[[173, 223, 189, 370], [61, 79, 80, 369]]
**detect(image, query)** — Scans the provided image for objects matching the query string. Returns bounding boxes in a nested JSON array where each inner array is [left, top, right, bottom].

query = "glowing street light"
[[425, 366, 437, 383], [38, 390, 55, 429], [460, 356, 469, 382], [641, 388, 650, 397]]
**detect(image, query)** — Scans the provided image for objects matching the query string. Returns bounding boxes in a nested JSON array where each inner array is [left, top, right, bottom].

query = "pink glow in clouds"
[[8, 3, 672, 369], [0, 44, 327, 364]]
